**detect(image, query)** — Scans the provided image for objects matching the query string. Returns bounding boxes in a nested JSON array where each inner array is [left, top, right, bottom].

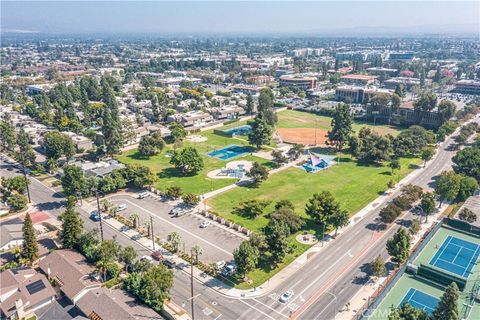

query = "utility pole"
[[190, 249, 195, 320], [95, 189, 104, 241], [150, 216, 155, 250], [20, 153, 31, 203]]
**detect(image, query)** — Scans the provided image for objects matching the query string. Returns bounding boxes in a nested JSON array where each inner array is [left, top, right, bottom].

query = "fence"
[[444, 217, 480, 237], [417, 263, 467, 291], [355, 220, 444, 319]]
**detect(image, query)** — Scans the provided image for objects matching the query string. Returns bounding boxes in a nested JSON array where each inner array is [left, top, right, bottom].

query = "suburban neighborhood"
[[1, 1, 480, 320]]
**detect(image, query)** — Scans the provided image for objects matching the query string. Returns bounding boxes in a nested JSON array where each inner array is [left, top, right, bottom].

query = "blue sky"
[[1, 1, 479, 35]]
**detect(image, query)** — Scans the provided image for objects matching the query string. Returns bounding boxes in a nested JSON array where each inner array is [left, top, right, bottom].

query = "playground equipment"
[[302, 152, 333, 173]]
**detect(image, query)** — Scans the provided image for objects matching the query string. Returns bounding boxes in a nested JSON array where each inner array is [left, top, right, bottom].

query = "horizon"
[[1, 1, 479, 36]]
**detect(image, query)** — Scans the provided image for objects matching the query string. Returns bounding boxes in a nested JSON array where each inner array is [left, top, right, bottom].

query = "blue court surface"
[[207, 145, 253, 161], [400, 288, 439, 315], [429, 235, 480, 278]]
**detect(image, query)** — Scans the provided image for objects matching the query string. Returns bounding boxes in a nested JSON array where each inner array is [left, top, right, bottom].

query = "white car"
[[200, 220, 211, 228], [279, 290, 294, 303], [215, 260, 226, 270], [141, 255, 154, 263], [138, 191, 149, 199], [115, 204, 127, 212]]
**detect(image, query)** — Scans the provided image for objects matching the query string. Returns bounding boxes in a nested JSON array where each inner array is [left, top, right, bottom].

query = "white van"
[[138, 191, 149, 199]]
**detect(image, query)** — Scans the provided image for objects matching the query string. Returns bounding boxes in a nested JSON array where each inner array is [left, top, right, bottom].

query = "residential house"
[[0, 267, 56, 319], [167, 110, 213, 127], [75, 288, 162, 320], [39, 250, 102, 304]]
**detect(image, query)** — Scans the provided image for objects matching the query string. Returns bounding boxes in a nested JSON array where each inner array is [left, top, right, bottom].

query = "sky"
[[1, 1, 479, 35]]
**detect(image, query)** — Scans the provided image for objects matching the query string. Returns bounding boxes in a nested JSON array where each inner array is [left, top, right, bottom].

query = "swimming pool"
[[208, 145, 253, 160]]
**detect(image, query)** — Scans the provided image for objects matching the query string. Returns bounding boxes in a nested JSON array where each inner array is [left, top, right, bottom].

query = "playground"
[[300, 152, 336, 172], [207, 160, 253, 180], [117, 126, 274, 194]]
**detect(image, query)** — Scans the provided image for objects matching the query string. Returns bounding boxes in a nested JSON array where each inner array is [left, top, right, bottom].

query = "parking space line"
[[111, 199, 233, 257]]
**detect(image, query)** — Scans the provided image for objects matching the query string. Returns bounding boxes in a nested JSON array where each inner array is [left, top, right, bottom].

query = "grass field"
[[117, 127, 274, 195], [277, 109, 402, 136], [207, 156, 422, 233]]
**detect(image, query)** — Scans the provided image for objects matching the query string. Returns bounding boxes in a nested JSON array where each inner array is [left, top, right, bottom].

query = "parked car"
[[114, 204, 127, 212], [221, 263, 237, 276], [279, 290, 294, 303], [151, 250, 164, 261], [215, 260, 226, 271], [131, 234, 142, 241], [138, 191, 149, 199], [89, 210, 100, 221], [163, 258, 176, 269], [200, 220, 211, 228]]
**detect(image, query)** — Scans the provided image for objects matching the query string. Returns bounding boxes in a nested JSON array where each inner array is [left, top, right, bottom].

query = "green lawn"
[[277, 109, 402, 136], [207, 156, 422, 233], [117, 127, 275, 195]]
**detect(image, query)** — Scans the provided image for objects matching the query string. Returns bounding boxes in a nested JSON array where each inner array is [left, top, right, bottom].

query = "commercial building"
[[454, 80, 480, 95], [388, 51, 415, 61], [340, 74, 378, 86], [335, 85, 391, 103], [384, 77, 428, 90], [279, 75, 317, 90], [366, 67, 398, 76]]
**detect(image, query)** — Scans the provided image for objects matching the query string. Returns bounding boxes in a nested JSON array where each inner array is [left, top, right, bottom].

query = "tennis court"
[[400, 288, 440, 315], [429, 235, 480, 278]]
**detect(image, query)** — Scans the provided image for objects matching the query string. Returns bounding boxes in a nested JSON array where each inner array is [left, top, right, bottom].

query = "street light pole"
[[20, 153, 31, 203], [190, 249, 195, 320], [95, 188, 104, 241], [150, 216, 155, 250]]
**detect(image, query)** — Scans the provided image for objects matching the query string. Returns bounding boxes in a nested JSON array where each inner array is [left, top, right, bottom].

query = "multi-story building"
[[388, 51, 415, 61], [454, 80, 480, 95], [340, 74, 378, 86], [279, 75, 317, 90], [335, 85, 392, 103]]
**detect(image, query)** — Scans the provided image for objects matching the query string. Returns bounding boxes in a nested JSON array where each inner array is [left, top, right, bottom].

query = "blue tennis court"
[[400, 288, 439, 315], [207, 145, 253, 160], [429, 235, 480, 278]]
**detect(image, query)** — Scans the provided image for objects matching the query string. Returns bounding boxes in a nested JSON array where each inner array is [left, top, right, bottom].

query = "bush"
[[183, 193, 200, 206], [165, 186, 183, 200]]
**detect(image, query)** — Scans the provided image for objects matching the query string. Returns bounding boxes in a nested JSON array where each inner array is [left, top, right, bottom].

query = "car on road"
[[151, 250, 164, 261], [162, 258, 176, 269], [89, 210, 100, 221], [200, 220, 211, 228], [114, 204, 127, 212], [120, 225, 130, 232], [138, 191, 149, 199], [141, 255, 154, 263], [279, 290, 294, 303], [131, 234, 142, 241]]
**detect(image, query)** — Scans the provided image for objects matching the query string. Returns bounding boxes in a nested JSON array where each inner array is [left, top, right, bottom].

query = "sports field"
[[370, 274, 444, 319], [277, 109, 402, 136], [371, 226, 480, 319], [117, 127, 274, 194], [413, 227, 480, 280]]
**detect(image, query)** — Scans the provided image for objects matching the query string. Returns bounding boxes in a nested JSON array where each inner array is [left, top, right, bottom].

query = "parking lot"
[[105, 193, 245, 264]]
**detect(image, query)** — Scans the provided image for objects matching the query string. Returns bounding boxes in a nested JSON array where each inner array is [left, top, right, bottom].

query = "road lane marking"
[[213, 314, 222, 320], [111, 199, 233, 256], [252, 298, 289, 318], [239, 299, 276, 320]]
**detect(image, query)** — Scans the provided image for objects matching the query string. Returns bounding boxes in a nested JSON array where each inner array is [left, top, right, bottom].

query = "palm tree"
[[129, 213, 139, 229], [96, 259, 110, 281], [101, 199, 113, 215], [191, 244, 203, 265], [168, 232, 181, 252]]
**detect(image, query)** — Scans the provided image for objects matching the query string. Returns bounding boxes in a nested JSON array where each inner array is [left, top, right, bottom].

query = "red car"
[[151, 250, 164, 261]]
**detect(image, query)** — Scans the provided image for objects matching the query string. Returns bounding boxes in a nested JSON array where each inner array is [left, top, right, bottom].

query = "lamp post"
[[20, 153, 31, 203]]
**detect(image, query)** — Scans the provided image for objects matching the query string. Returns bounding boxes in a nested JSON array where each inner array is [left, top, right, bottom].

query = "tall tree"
[[328, 209, 349, 236], [248, 113, 272, 149], [386, 228, 410, 266], [265, 219, 290, 264], [328, 103, 353, 150], [305, 191, 341, 226], [233, 241, 259, 276], [101, 79, 122, 155], [246, 162, 269, 184], [421, 146, 435, 168], [435, 171, 461, 206], [420, 192, 435, 222], [0, 113, 17, 152], [60, 197, 84, 249], [22, 213, 39, 263], [431, 282, 460, 320], [370, 255, 386, 278], [246, 93, 255, 115], [170, 147, 204, 175]]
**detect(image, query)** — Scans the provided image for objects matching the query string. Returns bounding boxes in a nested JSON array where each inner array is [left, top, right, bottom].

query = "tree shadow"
[[396, 218, 412, 228], [408, 163, 421, 170]]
